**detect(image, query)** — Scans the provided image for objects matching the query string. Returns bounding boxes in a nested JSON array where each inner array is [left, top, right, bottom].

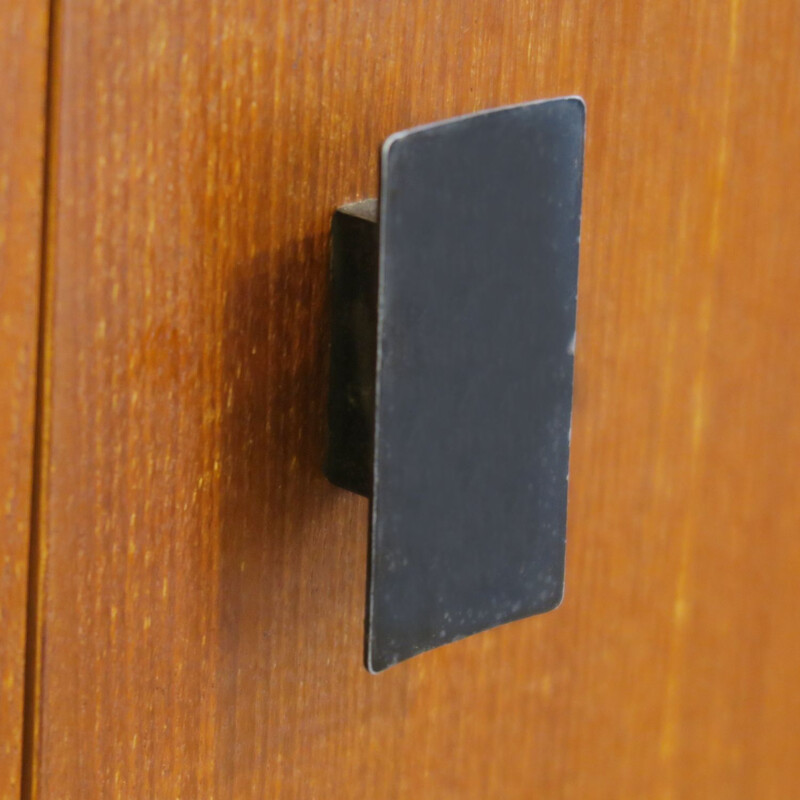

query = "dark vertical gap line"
[[21, 0, 62, 796]]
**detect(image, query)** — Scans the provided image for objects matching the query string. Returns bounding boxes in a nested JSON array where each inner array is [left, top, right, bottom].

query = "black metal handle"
[[326, 98, 586, 672]]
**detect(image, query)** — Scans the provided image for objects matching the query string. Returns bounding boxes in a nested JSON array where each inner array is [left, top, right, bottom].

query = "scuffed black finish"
[[325, 98, 585, 673]]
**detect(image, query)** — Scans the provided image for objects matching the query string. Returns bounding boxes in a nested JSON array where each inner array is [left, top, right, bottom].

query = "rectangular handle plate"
[[326, 98, 586, 672]]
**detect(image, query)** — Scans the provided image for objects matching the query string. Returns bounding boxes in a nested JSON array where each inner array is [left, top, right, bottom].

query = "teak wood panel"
[[27, 0, 800, 797], [0, 1, 50, 797]]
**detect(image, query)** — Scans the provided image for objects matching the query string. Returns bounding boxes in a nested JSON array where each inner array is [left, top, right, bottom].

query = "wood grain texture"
[[0, 0, 50, 797], [28, 0, 800, 797]]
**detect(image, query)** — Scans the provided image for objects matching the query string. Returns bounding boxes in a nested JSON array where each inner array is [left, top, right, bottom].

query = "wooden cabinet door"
[[18, 0, 800, 797]]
